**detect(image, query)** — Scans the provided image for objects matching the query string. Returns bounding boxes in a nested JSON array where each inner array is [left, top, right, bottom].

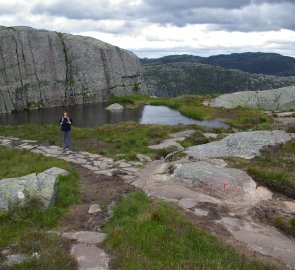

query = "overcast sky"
[[0, 0, 294, 58]]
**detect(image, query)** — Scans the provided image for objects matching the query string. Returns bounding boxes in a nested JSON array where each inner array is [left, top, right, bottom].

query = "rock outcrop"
[[185, 130, 295, 160], [0, 167, 68, 211], [209, 86, 295, 111], [0, 26, 144, 114]]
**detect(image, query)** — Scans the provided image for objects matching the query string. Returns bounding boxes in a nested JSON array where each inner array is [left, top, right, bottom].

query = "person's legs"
[[66, 130, 72, 148], [62, 131, 67, 149]]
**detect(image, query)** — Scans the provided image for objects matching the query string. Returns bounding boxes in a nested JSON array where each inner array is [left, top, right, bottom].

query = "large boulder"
[[0, 26, 144, 114], [209, 86, 295, 111], [174, 161, 257, 205], [185, 130, 294, 160], [0, 167, 68, 211], [105, 103, 124, 111]]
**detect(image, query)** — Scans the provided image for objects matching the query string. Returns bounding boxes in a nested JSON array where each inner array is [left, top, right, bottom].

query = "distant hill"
[[142, 62, 295, 97], [141, 52, 295, 77]]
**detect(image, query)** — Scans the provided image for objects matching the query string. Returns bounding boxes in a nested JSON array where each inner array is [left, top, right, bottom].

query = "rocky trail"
[[0, 136, 142, 270], [1, 130, 295, 269]]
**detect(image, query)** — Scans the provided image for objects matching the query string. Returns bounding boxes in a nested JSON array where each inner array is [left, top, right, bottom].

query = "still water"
[[0, 103, 228, 128]]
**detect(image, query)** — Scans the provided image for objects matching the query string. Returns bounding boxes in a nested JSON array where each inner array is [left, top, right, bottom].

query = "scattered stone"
[[154, 163, 176, 175], [88, 204, 101, 214], [194, 208, 209, 216], [75, 158, 87, 164], [203, 133, 218, 139], [71, 243, 109, 270], [94, 169, 117, 176], [62, 231, 106, 244], [136, 153, 152, 163], [275, 112, 295, 117], [275, 117, 295, 127], [148, 140, 184, 151], [185, 130, 294, 160], [0, 167, 67, 211], [122, 167, 138, 173], [82, 164, 98, 171], [254, 187, 273, 203], [118, 162, 131, 168], [3, 254, 28, 267], [105, 103, 124, 111], [170, 130, 195, 139], [282, 201, 295, 212], [206, 159, 228, 167], [128, 161, 144, 166], [179, 198, 196, 209]]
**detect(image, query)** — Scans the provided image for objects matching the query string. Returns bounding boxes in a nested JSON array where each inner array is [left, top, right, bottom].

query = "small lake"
[[0, 103, 228, 128]]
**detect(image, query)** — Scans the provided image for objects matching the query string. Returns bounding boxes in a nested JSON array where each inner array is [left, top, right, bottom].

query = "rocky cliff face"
[[209, 86, 295, 111], [143, 62, 295, 97], [0, 26, 144, 113]]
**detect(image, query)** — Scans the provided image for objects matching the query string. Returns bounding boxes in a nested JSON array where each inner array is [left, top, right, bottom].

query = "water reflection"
[[0, 103, 228, 128]]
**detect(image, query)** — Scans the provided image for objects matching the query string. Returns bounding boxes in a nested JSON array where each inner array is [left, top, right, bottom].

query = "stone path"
[[0, 136, 142, 178], [0, 136, 145, 270]]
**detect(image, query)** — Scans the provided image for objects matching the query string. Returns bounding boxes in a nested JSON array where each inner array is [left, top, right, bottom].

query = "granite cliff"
[[0, 26, 144, 113]]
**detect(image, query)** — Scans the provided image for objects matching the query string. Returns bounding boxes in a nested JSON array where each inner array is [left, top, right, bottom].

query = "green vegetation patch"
[[104, 192, 276, 270], [226, 139, 295, 197], [0, 122, 208, 160], [225, 108, 274, 130], [0, 146, 80, 267], [274, 216, 295, 237]]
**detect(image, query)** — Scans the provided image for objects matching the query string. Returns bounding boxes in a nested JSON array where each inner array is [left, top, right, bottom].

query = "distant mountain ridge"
[[141, 52, 295, 77], [142, 62, 295, 97]]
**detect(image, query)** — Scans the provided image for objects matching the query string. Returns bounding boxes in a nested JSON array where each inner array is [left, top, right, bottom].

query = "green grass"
[[0, 146, 80, 268], [225, 108, 274, 130], [274, 216, 295, 237], [104, 192, 276, 270], [226, 139, 295, 197], [0, 122, 213, 160]]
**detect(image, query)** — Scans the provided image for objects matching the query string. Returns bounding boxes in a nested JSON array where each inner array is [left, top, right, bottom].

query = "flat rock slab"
[[71, 243, 109, 270], [175, 161, 257, 205], [275, 117, 295, 126], [185, 130, 294, 160], [209, 86, 295, 111], [221, 217, 295, 269], [149, 140, 184, 151], [169, 130, 195, 139], [275, 112, 295, 117], [203, 133, 218, 139], [179, 198, 196, 209], [2, 253, 28, 267], [136, 153, 152, 162], [62, 231, 106, 244]]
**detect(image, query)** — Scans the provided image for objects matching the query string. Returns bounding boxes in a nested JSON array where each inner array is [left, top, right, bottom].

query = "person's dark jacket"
[[59, 117, 72, 131]]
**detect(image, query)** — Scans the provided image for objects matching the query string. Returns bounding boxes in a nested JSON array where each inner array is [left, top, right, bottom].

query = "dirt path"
[[61, 166, 137, 232]]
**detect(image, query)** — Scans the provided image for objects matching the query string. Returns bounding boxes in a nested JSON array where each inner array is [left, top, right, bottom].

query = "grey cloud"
[[31, 0, 295, 32]]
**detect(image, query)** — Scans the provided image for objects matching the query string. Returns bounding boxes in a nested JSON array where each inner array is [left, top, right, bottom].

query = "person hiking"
[[59, 112, 73, 149]]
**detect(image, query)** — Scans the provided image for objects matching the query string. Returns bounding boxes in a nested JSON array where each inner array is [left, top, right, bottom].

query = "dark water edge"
[[0, 103, 228, 129]]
